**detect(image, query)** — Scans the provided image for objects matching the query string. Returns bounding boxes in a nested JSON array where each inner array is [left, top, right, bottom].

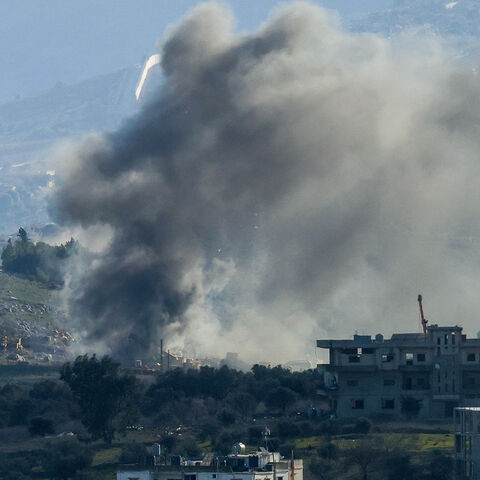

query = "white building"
[[455, 407, 480, 479], [117, 450, 303, 480]]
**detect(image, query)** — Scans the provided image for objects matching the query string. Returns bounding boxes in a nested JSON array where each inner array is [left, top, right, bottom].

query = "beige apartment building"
[[317, 325, 480, 418]]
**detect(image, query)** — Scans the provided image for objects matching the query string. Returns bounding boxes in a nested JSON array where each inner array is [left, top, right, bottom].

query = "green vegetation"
[[1, 227, 76, 286], [40, 437, 93, 480], [0, 269, 63, 330], [61, 355, 142, 443], [0, 360, 456, 479]]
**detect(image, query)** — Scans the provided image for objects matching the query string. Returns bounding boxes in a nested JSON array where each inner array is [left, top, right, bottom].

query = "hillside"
[[0, 66, 140, 234], [0, 270, 71, 363], [352, 0, 480, 41]]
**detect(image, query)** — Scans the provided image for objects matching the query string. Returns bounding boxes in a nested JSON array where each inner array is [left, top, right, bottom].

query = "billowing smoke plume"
[[51, 2, 480, 363]]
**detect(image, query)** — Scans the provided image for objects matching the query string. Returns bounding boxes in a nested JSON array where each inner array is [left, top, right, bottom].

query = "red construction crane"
[[417, 294, 428, 334]]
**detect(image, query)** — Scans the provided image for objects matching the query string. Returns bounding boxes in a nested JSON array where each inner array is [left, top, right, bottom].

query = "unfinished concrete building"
[[317, 324, 480, 418]]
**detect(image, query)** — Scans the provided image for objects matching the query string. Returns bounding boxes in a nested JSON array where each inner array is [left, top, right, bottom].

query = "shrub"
[[277, 421, 301, 439], [41, 438, 93, 480], [28, 417, 55, 437], [353, 417, 373, 434], [119, 443, 148, 464], [218, 409, 236, 426]]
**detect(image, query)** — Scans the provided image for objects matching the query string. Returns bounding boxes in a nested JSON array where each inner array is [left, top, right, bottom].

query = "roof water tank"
[[232, 442, 246, 454]]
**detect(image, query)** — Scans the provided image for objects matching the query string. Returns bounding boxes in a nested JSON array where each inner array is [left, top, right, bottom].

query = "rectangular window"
[[361, 348, 374, 354], [406, 353, 414, 365], [351, 399, 364, 409], [342, 348, 358, 355], [467, 353, 476, 362], [455, 434, 462, 453], [384, 378, 395, 386], [348, 355, 360, 363], [417, 377, 425, 387], [417, 353, 426, 362], [347, 379, 359, 386], [381, 353, 394, 362], [381, 399, 395, 409]]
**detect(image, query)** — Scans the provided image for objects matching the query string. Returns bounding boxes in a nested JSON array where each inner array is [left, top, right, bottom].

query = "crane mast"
[[417, 294, 428, 334]]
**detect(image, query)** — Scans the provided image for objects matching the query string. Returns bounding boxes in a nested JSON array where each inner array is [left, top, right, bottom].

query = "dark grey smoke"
[[51, 2, 480, 363]]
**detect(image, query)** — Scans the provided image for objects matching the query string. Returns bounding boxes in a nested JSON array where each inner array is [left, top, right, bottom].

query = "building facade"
[[118, 450, 303, 480], [454, 407, 480, 479], [317, 325, 480, 418]]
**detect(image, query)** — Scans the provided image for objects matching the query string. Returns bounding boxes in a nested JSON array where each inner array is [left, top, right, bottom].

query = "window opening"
[[381, 399, 395, 409], [406, 353, 414, 365], [351, 399, 364, 409]]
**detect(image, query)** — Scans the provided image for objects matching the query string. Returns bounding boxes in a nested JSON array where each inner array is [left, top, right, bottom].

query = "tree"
[[265, 386, 297, 412], [309, 457, 338, 480], [218, 409, 236, 425], [0, 238, 14, 267], [231, 392, 257, 419], [17, 227, 28, 243], [28, 417, 55, 436], [343, 438, 381, 480], [317, 441, 338, 460], [383, 453, 421, 480], [277, 420, 301, 439], [427, 450, 454, 480], [41, 438, 92, 480], [60, 355, 142, 443], [119, 443, 148, 464], [1, 227, 77, 286]]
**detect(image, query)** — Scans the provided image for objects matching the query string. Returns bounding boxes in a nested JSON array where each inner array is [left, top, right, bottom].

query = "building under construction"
[[317, 296, 480, 418]]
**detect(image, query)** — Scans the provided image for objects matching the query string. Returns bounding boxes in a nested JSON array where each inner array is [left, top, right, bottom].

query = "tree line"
[[0, 356, 455, 479], [1, 227, 77, 286]]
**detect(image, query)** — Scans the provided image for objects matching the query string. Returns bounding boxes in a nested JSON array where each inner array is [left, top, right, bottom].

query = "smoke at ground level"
[[50, 2, 480, 364]]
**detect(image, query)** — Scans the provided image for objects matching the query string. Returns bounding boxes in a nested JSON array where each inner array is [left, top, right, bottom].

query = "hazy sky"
[[0, 1, 392, 101]]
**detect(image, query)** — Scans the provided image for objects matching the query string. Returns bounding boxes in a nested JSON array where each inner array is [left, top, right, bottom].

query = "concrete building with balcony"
[[317, 325, 480, 418]]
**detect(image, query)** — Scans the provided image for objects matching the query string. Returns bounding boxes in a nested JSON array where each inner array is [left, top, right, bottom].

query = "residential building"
[[317, 324, 480, 418], [117, 448, 303, 480], [454, 407, 480, 479]]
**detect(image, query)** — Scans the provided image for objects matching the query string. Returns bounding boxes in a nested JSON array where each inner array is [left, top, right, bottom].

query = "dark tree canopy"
[[60, 354, 142, 443], [41, 438, 93, 480], [28, 417, 55, 437]]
